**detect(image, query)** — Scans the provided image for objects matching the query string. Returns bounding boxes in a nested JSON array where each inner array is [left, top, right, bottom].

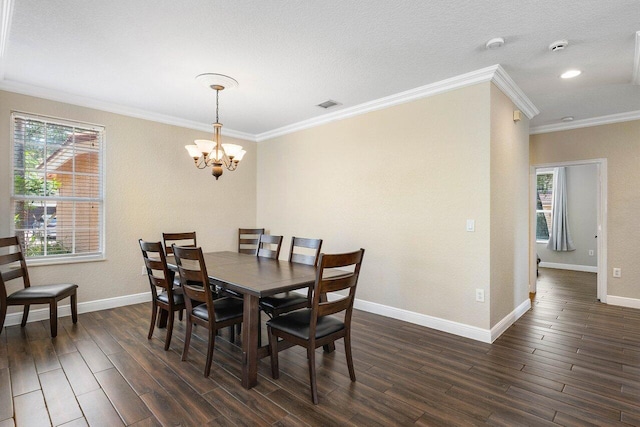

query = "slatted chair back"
[[238, 228, 265, 255], [256, 234, 283, 260], [310, 249, 365, 326], [288, 237, 323, 267], [0, 236, 31, 294], [172, 245, 215, 310], [163, 232, 197, 255], [139, 240, 172, 294]]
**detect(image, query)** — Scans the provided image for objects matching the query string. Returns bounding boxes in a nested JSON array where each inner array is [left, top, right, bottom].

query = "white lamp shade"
[[195, 139, 215, 154], [185, 145, 202, 158], [222, 143, 244, 159], [234, 149, 247, 161]]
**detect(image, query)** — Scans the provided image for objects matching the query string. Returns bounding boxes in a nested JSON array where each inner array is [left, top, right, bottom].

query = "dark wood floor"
[[1, 268, 640, 426]]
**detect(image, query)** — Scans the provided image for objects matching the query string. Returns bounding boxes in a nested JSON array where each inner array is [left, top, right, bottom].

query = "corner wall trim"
[[529, 110, 640, 135], [490, 298, 531, 343], [539, 262, 598, 273], [2, 291, 151, 327], [606, 295, 640, 310]]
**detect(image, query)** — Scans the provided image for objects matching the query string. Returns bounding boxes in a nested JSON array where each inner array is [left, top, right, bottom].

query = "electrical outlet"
[[475, 288, 485, 302], [466, 219, 475, 232], [588, 250, 594, 256], [613, 268, 621, 278]]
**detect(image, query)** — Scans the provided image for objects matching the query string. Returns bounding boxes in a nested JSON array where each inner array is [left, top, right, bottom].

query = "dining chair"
[[163, 231, 197, 289], [259, 237, 323, 318], [139, 239, 185, 350], [0, 235, 78, 338], [256, 234, 283, 260], [266, 248, 365, 404], [172, 244, 244, 377], [238, 228, 265, 255]]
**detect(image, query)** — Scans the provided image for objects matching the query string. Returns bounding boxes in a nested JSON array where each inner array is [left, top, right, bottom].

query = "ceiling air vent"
[[316, 100, 341, 109]]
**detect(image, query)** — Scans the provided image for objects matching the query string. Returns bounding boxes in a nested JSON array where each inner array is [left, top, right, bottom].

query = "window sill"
[[26, 253, 105, 267]]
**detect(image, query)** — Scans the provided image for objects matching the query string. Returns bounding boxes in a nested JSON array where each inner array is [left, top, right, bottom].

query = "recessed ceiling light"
[[485, 37, 505, 50], [560, 70, 582, 79], [561, 116, 574, 122]]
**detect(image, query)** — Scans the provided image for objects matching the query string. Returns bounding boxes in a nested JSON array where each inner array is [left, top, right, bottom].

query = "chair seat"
[[260, 293, 308, 312], [8, 283, 78, 302], [157, 290, 185, 305], [192, 297, 243, 323], [266, 309, 344, 340]]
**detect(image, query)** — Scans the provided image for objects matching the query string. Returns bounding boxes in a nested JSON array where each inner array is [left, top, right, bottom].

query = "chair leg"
[[182, 318, 193, 361], [71, 291, 78, 324], [204, 327, 216, 378], [267, 326, 279, 379], [0, 302, 6, 336], [148, 304, 158, 340], [344, 334, 356, 382], [307, 346, 318, 404], [49, 301, 58, 338], [164, 311, 175, 351], [229, 325, 235, 344], [21, 305, 30, 327], [178, 309, 183, 321]]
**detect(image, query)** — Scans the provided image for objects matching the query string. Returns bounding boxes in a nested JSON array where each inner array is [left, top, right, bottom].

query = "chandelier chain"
[[216, 89, 220, 123]]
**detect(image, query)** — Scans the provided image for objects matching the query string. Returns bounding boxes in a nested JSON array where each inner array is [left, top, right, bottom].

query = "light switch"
[[466, 219, 475, 232]]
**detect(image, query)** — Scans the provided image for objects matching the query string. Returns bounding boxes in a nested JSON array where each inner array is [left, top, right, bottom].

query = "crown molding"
[[0, 79, 256, 141], [257, 64, 539, 142], [529, 110, 640, 135], [633, 31, 640, 85], [0, 64, 539, 144], [0, 0, 14, 80]]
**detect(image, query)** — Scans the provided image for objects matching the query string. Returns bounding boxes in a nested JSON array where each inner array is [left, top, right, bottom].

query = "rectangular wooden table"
[[168, 251, 320, 389]]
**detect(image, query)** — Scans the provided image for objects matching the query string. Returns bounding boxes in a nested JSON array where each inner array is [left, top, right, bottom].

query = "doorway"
[[529, 159, 607, 301]]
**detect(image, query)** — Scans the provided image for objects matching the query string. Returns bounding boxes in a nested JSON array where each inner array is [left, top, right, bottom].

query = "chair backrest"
[[163, 232, 197, 255], [310, 249, 365, 333], [172, 245, 216, 313], [288, 237, 323, 267], [256, 234, 283, 260], [238, 228, 265, 255], [0, 236, 31, 300], [139, 240, 173, 298]]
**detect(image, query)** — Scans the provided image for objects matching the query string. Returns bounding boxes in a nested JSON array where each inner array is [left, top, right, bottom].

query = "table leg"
[[241, 294, 259, 389], [158, 310, 168, 328]]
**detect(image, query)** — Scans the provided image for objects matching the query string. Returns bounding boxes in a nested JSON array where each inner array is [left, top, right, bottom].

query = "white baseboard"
[[490, 298, 531, 343], [606, 295, 640, 309], [315, 290, 529, 344], [3, 291, 151, 327], [539, 262, 598, 273]]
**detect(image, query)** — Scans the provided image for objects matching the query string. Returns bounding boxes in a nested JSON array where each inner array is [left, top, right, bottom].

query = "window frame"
[[536, 169, 554, 244], [10, 111, 106, 265]]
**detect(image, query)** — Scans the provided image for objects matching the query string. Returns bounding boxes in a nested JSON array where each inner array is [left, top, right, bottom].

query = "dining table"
[[167, 250, 328, 389]]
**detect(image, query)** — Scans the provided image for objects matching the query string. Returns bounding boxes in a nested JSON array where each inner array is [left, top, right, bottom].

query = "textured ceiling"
[[1, 0, 639, 137]]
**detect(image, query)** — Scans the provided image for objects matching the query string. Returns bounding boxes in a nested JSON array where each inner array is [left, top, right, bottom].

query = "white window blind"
[[11, 112, 105, 261]]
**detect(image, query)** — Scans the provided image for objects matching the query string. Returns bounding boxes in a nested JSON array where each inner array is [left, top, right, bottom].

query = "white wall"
[[0, 90, 257, 313], [536, 164, 598, 269], [257, 81, 530, 336]]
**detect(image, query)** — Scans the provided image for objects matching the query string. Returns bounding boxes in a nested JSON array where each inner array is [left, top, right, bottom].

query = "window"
[[11, 112, 104, 262], [536, 170, 554, 242]]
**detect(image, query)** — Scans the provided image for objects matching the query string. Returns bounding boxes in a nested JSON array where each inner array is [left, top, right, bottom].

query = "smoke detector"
[[485, 37, 505, 50], [549, 40, 569, 52]]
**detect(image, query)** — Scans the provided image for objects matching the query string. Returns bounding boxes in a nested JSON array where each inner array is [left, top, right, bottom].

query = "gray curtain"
[[547, 167, 575, 251]]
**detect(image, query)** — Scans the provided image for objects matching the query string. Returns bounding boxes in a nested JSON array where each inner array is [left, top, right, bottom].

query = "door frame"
[[529, 158, 607, 301]]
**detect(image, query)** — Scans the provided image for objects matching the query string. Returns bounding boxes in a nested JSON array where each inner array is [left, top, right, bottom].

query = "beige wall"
[[489, 84, 530, 326], [258, 82, 511, 329], [0, 90, 257, 312], [530, 120, 640, 299]]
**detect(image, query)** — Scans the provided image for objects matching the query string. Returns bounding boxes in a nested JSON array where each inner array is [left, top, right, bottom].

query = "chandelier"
[[185, 73, 246, 180]]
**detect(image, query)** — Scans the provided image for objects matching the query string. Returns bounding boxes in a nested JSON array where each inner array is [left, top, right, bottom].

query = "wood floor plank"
[[13, 390, 50, 427], [94, 368, 151, 425], [0, 368, 13, 421], [74, 340, 113, 373], [58, 352, 100, 396], [39, 368, 83, 426], [30, 338, 61, 374], [76, 389, 124, 427]]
